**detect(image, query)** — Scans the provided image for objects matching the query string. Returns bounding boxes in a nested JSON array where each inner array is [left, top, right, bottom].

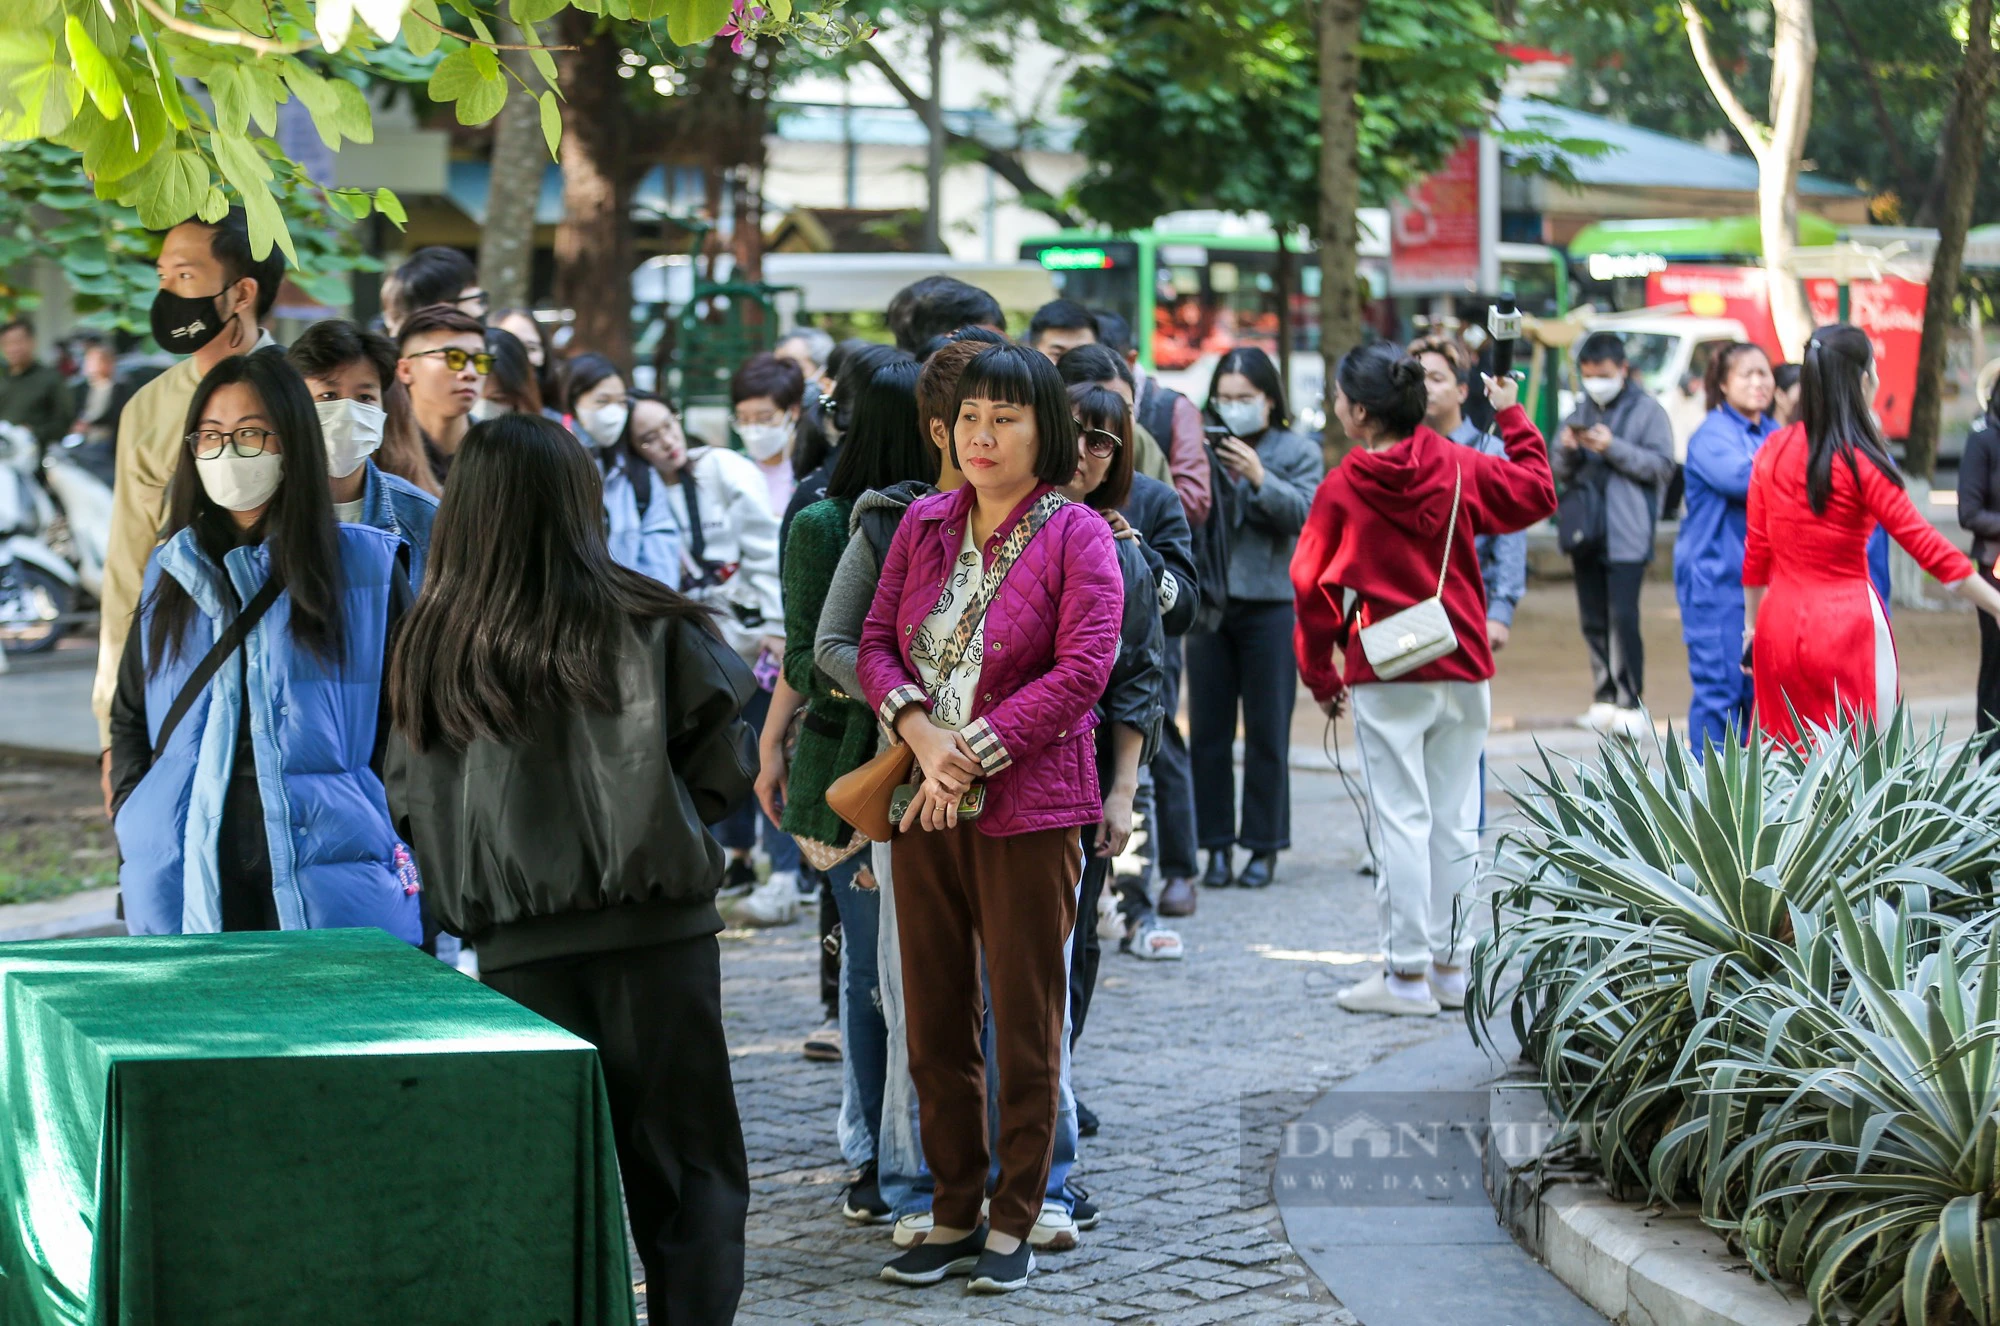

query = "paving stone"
[[628, 766, 1479, 1324]]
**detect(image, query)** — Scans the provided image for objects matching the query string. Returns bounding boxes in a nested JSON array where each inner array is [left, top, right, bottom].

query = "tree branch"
[[1819, 0, 1915, 199], [131, 0, 310, 55], [854, 41, 1079, 228], [1679, 0, 1770, 158]]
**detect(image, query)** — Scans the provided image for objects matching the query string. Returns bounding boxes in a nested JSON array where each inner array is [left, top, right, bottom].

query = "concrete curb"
[[1485, 1083, 1808, 1326], [0, 887, 125, 943]]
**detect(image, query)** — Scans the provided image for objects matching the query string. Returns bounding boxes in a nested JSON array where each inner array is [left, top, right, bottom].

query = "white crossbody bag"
[[1348, 466, 1462, 681]]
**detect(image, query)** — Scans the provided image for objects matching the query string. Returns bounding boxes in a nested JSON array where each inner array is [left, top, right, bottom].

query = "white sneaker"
[[890, 1212, 933, 1248], [1609, 707, 1652, 740], [1336, 972, 1440, 1017], [737, 870, 800, 926], [1028, 1200, 1081, 1251], [1577, 702, 1617, 733]]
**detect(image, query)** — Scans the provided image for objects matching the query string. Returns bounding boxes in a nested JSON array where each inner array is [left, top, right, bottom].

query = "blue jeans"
[[829, 855, 886, 1168], [872, 844, 934, 1217]]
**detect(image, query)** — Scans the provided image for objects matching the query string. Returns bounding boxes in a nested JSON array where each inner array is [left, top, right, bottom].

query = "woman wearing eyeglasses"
[[107, 352, 420, 941], [394, 304, 490, 485]]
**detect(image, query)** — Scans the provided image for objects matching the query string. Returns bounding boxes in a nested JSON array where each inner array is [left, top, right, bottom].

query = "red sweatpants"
[[891, 822, 1080, 1240]]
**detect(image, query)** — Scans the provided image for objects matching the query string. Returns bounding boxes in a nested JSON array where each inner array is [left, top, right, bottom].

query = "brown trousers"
[[892, 822, 1081, 1240]]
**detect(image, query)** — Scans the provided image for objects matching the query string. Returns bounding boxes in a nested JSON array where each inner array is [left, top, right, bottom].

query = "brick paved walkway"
[[658, 767, 1457, 1325]]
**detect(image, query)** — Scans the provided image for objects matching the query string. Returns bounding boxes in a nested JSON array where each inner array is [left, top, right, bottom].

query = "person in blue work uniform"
[[1675, 342, 1775, 755]]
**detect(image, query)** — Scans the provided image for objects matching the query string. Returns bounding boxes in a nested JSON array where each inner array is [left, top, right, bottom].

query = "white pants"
[[1350, 680, 1490, 973]]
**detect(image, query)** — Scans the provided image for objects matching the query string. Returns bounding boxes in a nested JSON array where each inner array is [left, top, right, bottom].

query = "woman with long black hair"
[[109, 352, 419, 940], [1957, 375, 2000, 746], [1185, 346, 1321, 892], [1744, 324, 2000, 746], [385, 413, 756, 1326]]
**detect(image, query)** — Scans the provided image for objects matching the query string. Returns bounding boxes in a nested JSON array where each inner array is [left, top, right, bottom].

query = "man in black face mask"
[[92, 207, 286, 807]]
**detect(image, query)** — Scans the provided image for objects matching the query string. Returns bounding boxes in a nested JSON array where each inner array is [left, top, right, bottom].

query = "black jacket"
[[1960, 416, 2000, 569], [1120, 473, 1199, 636], [385, 612, 758, 971], [1097, 533, 1166, 774]]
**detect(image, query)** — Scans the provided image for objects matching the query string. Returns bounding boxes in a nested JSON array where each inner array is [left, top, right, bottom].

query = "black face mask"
[[149, 286, 235, 355]]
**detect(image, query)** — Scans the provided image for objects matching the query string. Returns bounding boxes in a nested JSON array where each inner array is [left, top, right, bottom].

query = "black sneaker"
[[967, 1242, 1035, 1293], [1066, 1183, 1101, 1230], [721, 857, 758, 895], [843, 1161, 892, 1224], [1076, 1098, 1100, 1138], [880, 1225, 987, 1286]]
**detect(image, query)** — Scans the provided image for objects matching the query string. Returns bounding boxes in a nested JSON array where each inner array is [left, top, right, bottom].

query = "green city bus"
[[1020, 223, 1569, 428]]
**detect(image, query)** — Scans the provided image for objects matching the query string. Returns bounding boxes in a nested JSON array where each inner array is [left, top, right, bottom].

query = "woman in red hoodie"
[[1291, 344, 1556, 1017]]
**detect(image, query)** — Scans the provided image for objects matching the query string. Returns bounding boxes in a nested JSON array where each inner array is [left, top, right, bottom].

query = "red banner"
[[1644, 265, 1926, 437], [1390, 139, 1481, 291]]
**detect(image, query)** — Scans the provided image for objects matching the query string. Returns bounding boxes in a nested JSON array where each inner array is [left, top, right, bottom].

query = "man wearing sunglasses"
[[395, 305, 489, 483]]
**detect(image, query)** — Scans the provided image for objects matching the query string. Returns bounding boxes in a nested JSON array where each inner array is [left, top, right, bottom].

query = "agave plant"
[[1472, 710, 2000, 1201], [1697, 895, 2000, 1324]]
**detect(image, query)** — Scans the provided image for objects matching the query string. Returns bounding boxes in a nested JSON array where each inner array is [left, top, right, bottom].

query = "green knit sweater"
[[780, 498, 876, 847]]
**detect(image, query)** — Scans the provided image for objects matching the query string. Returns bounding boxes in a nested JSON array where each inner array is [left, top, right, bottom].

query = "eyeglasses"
[[456, 289, 490, 317], [407, 347, 494, 375], [187, 427, 279, 459], [1074, 422, 1123, 460]]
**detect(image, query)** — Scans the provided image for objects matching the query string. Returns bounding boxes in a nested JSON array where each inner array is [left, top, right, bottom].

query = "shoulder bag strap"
[[151, 572, 282, 762], [1435, 467, 1463, 599], [928, 490, 1068, 685]]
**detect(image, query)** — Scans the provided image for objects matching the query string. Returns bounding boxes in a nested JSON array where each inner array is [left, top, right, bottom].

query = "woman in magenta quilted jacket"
[[859, 344, 1122, 1294]]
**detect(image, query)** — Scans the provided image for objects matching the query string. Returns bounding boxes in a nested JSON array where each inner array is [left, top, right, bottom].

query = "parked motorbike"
[[42, 433, 113, 602], [0, 422, 82, 656]]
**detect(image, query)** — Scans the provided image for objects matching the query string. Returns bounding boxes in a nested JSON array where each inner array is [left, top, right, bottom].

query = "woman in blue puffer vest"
[[107, 351, 418, 942]]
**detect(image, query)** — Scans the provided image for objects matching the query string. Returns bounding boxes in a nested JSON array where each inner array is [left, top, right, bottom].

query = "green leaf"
[[125, 149, 208, 229], [427, 48, 486, 102], [210, 129, 273, 194], [402, 0, 443, 58], [538, 89, 560, 160], [509, 0, 569, 22], [279, 61, 344, 149], [374, 187, 407, 227], [328, 78, 373, 145], [527, 40, 558, 91], [77, 78, 166, 184], [241, 63, 283, 136], [668, 0, 736, 46], [468, 42, 500, 81], [63, 17, 122, 121], [197, 185, 229, 224], [208, 65, 248, 136], [454, 72, 506, 126], [238, 179, 295, 267]]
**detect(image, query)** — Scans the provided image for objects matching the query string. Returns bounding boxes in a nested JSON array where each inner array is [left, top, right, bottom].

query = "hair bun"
[[1392, 357, 1425, 386]]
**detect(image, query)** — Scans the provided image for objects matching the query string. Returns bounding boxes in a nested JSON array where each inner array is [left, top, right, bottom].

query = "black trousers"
[[1150, 637, 1199, 881], [1069, 827, 1110, 1048], [1980, 564, 2000, 757], [1572, 550, 1648, 709], [485, 935, 748, 1326], [1186, 600, 1297, 854]]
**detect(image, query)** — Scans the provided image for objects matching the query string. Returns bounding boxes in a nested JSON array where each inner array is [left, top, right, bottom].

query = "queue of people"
[[59, 206, 2000, 1318]]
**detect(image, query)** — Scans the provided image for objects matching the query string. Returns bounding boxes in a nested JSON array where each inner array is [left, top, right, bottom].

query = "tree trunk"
[[479, 24, 543, 313], [1274, 227, 1293, 400], [1680, 0, 1816, 358], [921, 14, 947, 254], [1907, 0, 1995, 480], [1317, 0, 1365, 463], [1760, 0, 1817, 359], [554, 11, 634, 369]]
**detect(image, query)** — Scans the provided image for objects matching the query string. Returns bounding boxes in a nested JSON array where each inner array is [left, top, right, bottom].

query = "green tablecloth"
[[0, 929, 636, 1326]]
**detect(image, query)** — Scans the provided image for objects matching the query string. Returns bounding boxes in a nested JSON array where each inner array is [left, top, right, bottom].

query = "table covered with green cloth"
[[0, 929, 637, 1326]]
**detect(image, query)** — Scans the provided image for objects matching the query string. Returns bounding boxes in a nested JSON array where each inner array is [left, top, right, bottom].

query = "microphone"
[[1488, 297, 1523, 380]]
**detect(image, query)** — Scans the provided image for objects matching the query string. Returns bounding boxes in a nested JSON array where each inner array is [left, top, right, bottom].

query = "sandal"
[[1128, 919, 1183, 961]]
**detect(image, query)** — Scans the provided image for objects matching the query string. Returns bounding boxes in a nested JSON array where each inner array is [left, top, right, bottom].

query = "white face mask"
[[581, 403, 629, 449], [1581, 375, 1625, 406], [738, 420, 792, 462], [196, 450, 284, 512], [468, 397, 507, 424], [1215, 398, 1269, 438], [316, 398, 386, 479]]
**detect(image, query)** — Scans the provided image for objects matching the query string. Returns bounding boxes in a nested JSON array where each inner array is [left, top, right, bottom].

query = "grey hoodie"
[[814, 481, 935, 699]]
